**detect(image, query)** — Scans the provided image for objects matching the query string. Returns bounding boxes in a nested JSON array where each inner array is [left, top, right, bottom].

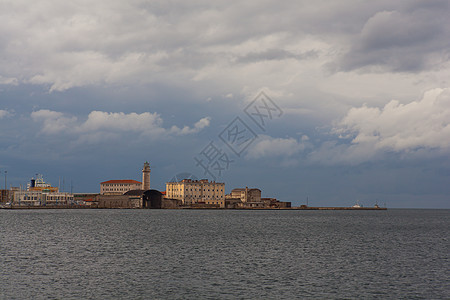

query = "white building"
[[100, 180, 142, 195], [166, 179, 225, 207], [11, 174, 74, 206], [13, 191, 74, 206]]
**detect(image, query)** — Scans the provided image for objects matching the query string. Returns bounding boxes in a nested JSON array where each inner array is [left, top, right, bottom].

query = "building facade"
[[262, 198, 291, 208], [9, 175, 74, 206], [100, 179, 142, 195], [96, 194, 142, 208], [13, 191, 74, 206], [166, 179, 225, 207], [0, 189, 12, 203], [227, 187, 262, 203], [96, 190, 182, 209]]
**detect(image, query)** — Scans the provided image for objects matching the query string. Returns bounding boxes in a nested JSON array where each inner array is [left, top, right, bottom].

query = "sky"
[[1, 0, 450, 208]]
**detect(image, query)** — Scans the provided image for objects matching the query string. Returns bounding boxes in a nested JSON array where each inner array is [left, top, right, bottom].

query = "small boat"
[[352, 200, 362, 208]]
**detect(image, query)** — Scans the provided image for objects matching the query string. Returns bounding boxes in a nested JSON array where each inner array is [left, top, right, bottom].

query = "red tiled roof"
[[161, 191, 166, 195], [101, 179, 142, 184]]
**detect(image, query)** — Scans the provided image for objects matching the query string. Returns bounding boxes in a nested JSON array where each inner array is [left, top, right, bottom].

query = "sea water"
[[0, 209, 448, 299]]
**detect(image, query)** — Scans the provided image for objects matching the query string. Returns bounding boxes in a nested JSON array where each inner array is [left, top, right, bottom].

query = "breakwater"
[[294, 206, 387, 210]]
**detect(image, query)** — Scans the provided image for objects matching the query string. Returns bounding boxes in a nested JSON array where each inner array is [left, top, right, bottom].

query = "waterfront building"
[[165, 179, 225, 207], [100, 179, 142, 195], [0, 189, 12, 203], [41, 192, 74, 205], [13, 190, 44, 206], [74, 193, 99, 206], [96, 189, 181, 209], [225, 188, 291, 208], [13, 190, 74, 206], [227, 187, 262, 203], [204, 198, 225, 208], [11, 174, 74, 206], [262, 198, 291, 208], [96, 194, 142, 208], [100, 162, 150, 195]]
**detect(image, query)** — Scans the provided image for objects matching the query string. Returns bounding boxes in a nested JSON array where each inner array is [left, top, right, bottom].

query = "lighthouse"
[[142, 162, 151, 190]]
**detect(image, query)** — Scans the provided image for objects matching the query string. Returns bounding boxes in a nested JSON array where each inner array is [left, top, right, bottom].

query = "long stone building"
[[225, 187, 291, 209], [227, 187, 262, 203], [13, 191, 74, 206], [166, 179, 225, 207], [100, 179, 142, 195]]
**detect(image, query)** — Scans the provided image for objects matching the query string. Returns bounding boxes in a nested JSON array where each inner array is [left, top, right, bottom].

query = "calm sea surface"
[[0, 209, 448, 299]]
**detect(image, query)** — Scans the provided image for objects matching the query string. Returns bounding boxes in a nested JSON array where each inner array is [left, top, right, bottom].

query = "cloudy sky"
[[1, 0, 449, 208]]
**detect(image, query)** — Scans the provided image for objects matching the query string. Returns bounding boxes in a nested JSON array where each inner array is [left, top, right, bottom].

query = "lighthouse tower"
[[142, 162, 151, 190]]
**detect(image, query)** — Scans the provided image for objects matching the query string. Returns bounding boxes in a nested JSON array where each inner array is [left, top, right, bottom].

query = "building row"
[[0, 162, 291, 209]]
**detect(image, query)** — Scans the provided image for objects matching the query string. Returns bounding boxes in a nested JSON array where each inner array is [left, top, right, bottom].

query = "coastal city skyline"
[[2, 161, 296, 209], [1, 2, 448, 299], [1, 1, 450, 208]]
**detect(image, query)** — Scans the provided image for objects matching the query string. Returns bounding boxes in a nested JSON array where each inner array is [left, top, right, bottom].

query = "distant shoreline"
[[0, 205, 387, 210], [293, 206, 387, 210]]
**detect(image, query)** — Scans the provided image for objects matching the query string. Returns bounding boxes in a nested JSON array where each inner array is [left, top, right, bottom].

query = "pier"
[[294, 206, 387, 210]]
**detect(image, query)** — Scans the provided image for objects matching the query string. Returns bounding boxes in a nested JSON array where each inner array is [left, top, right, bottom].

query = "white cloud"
[[31, 109, 210, 140], [326, 88, 450, 163], [27, 51, 168, 92], [1, 0, 448, 131], [246, 134, 306, 159], [0, 110, 13, 119], [78, 111, 164, 135], [0, 1, 334, 93], [170, 117, 211, 135], [0, 76, 18, 85], [31, 109, 78, 134]]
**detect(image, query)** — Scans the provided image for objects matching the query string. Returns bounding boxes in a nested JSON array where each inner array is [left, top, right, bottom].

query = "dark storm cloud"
[[237, 49, 318, 64], [3, 0, 447, 91], [336, 1, 450, 72]]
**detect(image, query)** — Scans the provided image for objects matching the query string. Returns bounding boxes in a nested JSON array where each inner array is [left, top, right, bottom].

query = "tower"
[[245, 186, 248, 202], [142, 162, 151, 190]]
